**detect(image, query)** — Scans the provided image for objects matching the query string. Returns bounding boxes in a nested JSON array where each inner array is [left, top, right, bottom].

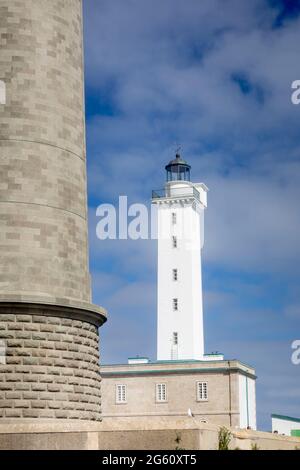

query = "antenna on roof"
[[173, 142, 182, 157]]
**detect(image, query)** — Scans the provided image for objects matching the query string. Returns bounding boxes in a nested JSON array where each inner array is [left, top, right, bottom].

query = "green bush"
[[218, 427, 231, 450], [251, 443, 260, 450]]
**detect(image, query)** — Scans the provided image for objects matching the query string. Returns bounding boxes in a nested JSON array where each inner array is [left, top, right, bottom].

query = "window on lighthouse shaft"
[[172, 236, 177, 248]]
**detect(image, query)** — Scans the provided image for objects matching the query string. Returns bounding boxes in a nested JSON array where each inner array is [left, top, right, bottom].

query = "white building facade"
[[272, 414, 300, 436], [152, 154, 208, 361]]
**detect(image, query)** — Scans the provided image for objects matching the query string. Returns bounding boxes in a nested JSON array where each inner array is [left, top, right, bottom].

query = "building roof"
[[271, 414, 300, 424], [101, 359, 256, 380], [165, 153, 191, 169]]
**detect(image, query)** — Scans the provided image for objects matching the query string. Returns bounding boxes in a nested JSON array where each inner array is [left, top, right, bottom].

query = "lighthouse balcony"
[[152, 186, 201, 203]]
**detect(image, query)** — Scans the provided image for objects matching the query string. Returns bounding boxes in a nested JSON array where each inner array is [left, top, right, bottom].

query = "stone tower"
[[0, 0, 107, 421], [152, 154, 208, 361]]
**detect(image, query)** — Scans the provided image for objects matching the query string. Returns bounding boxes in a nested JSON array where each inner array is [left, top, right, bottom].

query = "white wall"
[[272, 416, 300, 436], [238, 375, 257, 430], [155, 181, 207, 361]]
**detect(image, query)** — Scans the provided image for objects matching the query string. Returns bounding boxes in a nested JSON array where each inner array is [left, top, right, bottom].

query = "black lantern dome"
[[165, 152, 191, 182]]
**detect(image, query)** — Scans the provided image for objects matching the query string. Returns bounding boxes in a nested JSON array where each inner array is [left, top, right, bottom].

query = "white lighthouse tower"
[[152, 153, 208, 361]]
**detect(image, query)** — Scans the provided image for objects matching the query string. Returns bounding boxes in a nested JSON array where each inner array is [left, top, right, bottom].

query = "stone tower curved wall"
[[0, 0, 91, 303], [0, 0, 107, 421]]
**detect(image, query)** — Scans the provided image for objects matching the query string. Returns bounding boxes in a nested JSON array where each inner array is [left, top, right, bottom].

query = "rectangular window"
[[172, 212, 177, 224], [173, 269, 178, 281], [116, 384, 127, 404], [173, 332, 178, 345], [197, 382, 208, 401], [172, 236, 177, 248], [173, 298, 178, 311], [156, 383, 167, 402]]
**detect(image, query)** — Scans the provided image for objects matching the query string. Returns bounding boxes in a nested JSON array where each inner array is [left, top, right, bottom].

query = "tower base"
[[0, 301, 106, 421]]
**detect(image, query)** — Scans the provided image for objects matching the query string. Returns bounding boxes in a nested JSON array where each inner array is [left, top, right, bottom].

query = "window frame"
[[156, 383, 167, 403], [196, 381, 208, 402], [173, 269, 178, 281], [116, 384, 127, 404]]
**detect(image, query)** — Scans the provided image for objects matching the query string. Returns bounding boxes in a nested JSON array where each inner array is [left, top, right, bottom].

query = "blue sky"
[[83, 0, 300, 430]]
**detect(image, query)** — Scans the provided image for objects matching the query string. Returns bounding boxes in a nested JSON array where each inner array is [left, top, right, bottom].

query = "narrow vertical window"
[[173, 298, 178, 311], [173, 332, 178, 345], [173, 269, 178, 281], [172, 212, 177, 224], [116, 384, 127, 404], [156, 383, 167, 402], [172, 236, 177, 248], [197, 382, 208, 401]]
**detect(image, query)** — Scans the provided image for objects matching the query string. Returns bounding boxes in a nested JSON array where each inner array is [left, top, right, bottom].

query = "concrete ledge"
[[0, 418, 299, 450], [0, 420, 102, 450], [0, 418, 218, 450], [0, 299, 107, 327], [231, 428, 300, 450], [0, 420, 103, 434]]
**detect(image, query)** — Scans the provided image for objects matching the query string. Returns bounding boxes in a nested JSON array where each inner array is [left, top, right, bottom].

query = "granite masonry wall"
[[0, 311, 102, 421]]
